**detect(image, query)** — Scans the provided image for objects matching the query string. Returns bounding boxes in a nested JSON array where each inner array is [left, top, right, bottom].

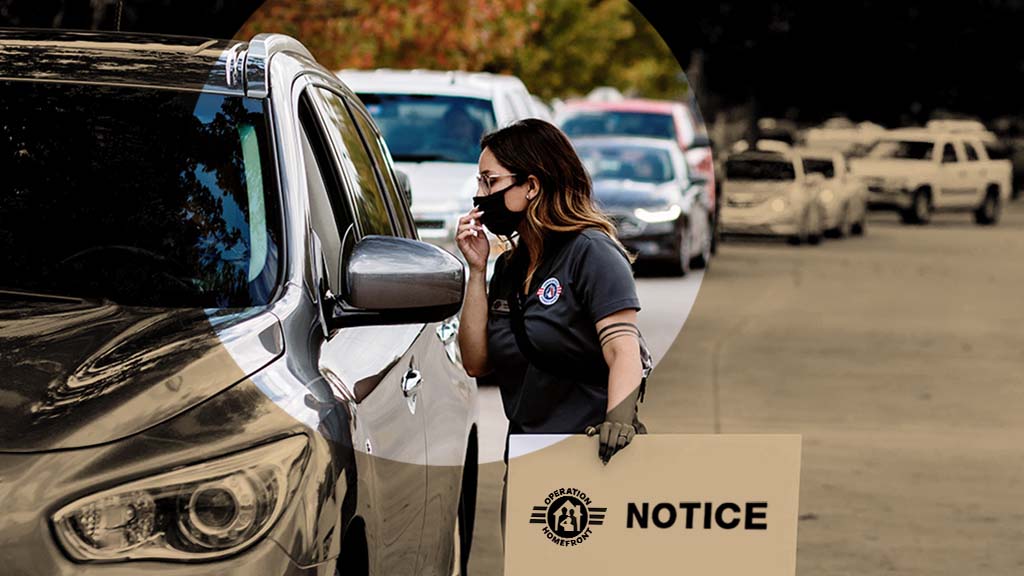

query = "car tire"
[[851, 208, 867, 236], [974, 188, 1001, 225], [691, 217, 713, 270], [668, 224, 692, 276], [807, 208, 823, 246], [901, 189, 931, 225]]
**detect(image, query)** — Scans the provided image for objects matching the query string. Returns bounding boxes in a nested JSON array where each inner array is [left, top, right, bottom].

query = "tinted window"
[[964, 142, 980, 161], [561, 111, 677, 141], [0, 82, 281, 308], [576, 144, 675, 183], [942, 143, 958, 163], [868, 140, 935, 160], [725, 158, 796, 181], [312, 88, 393, 236], [357, 93, 497, 164], [346, 100, 417, 238], [802, 158, 836, 178], [299, 98, 353, 288]]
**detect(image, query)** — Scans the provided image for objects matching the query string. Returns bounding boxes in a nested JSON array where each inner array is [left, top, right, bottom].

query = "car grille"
[[416, 219, 446, 230]]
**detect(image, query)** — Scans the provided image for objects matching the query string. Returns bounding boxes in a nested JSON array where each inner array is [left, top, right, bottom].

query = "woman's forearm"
[[458, 269, 491, 377], [604, 339, 643, 413]]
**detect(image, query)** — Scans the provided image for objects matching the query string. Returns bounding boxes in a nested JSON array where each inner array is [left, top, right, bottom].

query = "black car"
[[574, 136, 713, 276], [0, 30, 477, 575]]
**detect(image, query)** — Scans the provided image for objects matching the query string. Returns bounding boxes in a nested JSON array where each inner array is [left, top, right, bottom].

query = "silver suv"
[[0, 30, 477, 575]]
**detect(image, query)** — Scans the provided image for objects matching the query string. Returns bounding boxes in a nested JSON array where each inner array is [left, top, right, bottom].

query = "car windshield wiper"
[[392, 153, 459, 163]]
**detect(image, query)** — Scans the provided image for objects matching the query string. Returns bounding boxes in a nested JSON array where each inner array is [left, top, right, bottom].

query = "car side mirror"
[[690, 135, 713, 149], [394, 169, 413, 206], [330, 234, 464, 329]]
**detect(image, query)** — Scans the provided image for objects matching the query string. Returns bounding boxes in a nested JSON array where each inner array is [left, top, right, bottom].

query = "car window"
[[868, 140, 934, 160], [561, 111, 678, 141], [345, 98, 417, 238], [725, 158, 796, 181], [298, 96, 355, 289], [941, 143, 958, 163], [576, 144, 675, 183], [964, 142, 980, 162], [357, 93, 496, 164], [0, 82, 282, 309], [311, 87, 394, 236], [802, 158, 836, 178]]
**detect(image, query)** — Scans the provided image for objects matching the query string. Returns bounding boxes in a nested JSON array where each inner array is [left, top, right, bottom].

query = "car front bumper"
[[866, 186, 913, 210]]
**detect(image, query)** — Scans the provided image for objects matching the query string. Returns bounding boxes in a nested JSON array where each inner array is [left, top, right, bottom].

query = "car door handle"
[[401, 369, 422, 397], [436, 317, 459, 344]]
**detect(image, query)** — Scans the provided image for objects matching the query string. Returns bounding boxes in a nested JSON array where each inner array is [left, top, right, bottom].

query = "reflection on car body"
[[0, 29, 477, 576]]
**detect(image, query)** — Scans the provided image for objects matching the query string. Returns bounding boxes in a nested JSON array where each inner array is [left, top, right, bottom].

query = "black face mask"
[[472, 183, 527, 237]]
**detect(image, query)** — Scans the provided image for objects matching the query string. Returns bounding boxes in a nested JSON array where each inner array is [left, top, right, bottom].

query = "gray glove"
[[585, 385, 641, 465]]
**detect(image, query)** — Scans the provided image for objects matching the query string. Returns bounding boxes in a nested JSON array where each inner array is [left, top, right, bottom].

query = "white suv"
[[336, 69, 541, 252]]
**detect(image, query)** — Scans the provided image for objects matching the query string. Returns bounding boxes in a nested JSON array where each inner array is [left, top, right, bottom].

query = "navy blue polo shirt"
[[478, 228, 641, 437]]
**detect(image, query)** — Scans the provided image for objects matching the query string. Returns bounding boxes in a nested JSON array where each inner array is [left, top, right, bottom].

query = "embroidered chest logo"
[[537, 277, 563, 305]]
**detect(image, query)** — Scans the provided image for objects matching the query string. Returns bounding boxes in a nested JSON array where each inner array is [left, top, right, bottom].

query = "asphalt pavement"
[[468, 200, 1024, 575]]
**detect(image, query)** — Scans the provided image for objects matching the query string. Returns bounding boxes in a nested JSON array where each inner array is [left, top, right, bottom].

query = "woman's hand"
[[456, 207, 490, 274]]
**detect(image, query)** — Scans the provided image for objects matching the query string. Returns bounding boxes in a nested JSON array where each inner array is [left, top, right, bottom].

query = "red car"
[[557, 98, 718, 249]]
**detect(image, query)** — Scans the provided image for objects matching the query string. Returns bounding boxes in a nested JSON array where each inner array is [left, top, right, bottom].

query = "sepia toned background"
[[3, 1, 1023, 574]]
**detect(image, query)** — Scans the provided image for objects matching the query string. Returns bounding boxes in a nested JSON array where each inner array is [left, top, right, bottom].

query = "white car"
[[336, 69, 541, 253], [720, 144, 826, 245], [796, 148, 868, 237], [850, 128, 1011, 225]]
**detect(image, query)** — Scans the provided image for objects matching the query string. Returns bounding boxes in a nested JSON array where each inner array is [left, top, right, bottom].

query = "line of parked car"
[[717, 117, 1014, 245], [337, 70, 719, 278]]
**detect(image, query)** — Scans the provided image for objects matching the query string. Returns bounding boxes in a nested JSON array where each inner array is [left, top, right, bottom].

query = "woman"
[[455, 118, 647, 540]]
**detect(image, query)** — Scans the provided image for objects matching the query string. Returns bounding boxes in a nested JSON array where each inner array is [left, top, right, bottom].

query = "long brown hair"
[[480, 118, 633, 293]]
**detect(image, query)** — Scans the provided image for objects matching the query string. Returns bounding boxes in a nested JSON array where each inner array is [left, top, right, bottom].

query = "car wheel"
[[974, 189, 1001, 225], [807, 208, 823, 245], [851, 207, 867, 236], [668, 224, 691, 276], [901, 189, 931, 225], [691, 217, 713, 270]]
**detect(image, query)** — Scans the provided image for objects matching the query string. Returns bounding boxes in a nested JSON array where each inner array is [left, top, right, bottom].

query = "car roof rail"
[[243, 33, 315, 98]]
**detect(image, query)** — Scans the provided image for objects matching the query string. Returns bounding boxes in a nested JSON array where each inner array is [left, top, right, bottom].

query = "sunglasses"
[[476, 172, 519, 195]]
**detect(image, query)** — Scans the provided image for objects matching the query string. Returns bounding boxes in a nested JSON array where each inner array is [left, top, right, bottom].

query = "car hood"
[[593, 179, 677, 210], [849, 159, 930, 179], [0, 294, 283, 452], [395, 161, 477, 215]]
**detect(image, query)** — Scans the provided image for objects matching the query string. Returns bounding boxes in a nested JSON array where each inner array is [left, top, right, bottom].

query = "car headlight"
[[770, 197, 789, 212], [52, 436, 308, 562], [634, 205, 682, 223]]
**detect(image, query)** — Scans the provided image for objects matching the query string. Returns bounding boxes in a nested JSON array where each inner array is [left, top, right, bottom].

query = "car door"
[[963, 139, 989, 206], [345, 93, 474, 574], [300, 81, 429, 576], [936, 140, 964, 208]]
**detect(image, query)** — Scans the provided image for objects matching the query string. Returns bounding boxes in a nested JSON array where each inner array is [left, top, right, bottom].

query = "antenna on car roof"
[[115, 0, 124, 31]]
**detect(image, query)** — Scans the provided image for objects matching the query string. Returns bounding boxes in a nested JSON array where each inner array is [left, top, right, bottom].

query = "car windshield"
[[868, 140, 935, 160], [356, 93, 496, 164], [561, 111, 677, 141], [725, 158, 796, 181], [0, 81, 281, 309], [802, 158, 836, 178], [576, 144, 676, 183]]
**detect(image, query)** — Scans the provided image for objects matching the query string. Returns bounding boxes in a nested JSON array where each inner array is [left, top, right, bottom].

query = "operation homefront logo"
[[529, 487, 606, 547]]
